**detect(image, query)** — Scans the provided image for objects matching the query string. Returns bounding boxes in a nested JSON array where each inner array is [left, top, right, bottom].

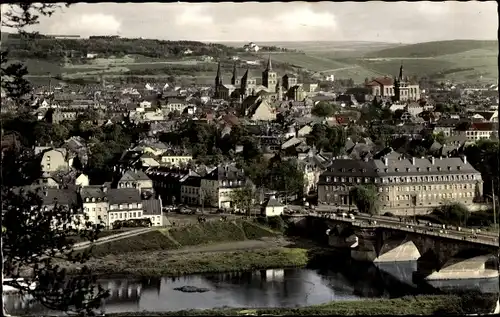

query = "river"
[[4, 261, 499, 315]]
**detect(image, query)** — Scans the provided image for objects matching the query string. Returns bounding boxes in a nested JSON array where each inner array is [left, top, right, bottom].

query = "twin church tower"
[[214, 56, 283, 100]]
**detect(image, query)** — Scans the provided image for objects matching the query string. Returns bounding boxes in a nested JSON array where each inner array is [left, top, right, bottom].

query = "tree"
[[1, 5, 112, 314], [434, 131, 447, 145], [350, 185, 379, 215], [311, 101, 336, 117], [2, 188, 109, 315], [267, 159, 305, 194], [431, 203, 470, 226], [230, 184, 256, 215]]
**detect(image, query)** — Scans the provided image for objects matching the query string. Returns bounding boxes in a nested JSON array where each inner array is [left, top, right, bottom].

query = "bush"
[[383, 212, 395, 217], [267, 216, 286, 232]]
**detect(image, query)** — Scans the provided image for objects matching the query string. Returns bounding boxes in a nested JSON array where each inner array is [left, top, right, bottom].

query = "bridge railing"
[[307, 213, 498, 246]]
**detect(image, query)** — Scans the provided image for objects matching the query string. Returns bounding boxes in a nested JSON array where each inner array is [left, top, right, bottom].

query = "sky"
[[1, 2, 498, 43]]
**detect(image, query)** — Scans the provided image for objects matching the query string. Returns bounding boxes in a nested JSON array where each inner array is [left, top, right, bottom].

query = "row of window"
[[322, 182, 477, 192], [110, 211, 142, 220], [109, 203, 142, 210], [394, 192, 475, 201], [324, 174, 479, 184], [181, 186, 199, 194], [84, 197, 107, 202]]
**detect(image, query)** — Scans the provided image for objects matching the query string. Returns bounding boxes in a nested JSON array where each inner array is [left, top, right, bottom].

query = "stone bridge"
[[290, 215, 499, 280]]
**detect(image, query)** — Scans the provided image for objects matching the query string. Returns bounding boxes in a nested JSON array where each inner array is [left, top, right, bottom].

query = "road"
[[72, 227, 153, 251], [317, 65, 360, 73]]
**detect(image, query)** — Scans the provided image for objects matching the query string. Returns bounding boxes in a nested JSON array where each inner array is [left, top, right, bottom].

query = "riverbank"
[[56, 219, 319, 277], [104, 293, 497, 316], [67, 242, 311, 277]]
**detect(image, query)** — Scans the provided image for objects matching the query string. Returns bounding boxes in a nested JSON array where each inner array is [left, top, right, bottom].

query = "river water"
[[4, 261, 499, 315]]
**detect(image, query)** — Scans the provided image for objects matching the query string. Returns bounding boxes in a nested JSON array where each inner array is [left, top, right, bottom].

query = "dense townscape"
[[3, 56, 499, 227], [1, 2, 499, 317]]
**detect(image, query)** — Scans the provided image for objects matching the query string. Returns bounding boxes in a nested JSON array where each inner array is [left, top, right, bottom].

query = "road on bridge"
[[302, 211, 499, 245]]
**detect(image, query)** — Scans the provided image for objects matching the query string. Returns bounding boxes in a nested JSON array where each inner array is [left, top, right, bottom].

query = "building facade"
[[318, 155, 483, 215]]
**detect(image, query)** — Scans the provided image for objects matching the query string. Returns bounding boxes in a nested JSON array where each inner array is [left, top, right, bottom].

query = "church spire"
[[265, 54, 272, 71], [231, 62, 237, 85], [398, 62, 403, 81], [215, 61, 222, 85]]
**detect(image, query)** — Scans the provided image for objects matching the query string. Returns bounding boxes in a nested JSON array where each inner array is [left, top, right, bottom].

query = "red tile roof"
[[470, 122, 498, 131], [366, 77, 394, 87]]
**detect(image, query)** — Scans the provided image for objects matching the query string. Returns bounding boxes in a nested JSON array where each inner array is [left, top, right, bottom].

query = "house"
[[433, 119, 460, 137], [75, 173, 90, 187], [245, 99, 276, 121], [40, 149, 69, 173], [200, 164, 251, 209], [15, 186, 83, 229], [297, 125, 312, 137], [107, 188, 144, 228], [469, 110, 498, 123], [180, 176, 202, 205], [261, 194, 284, 217], [164, 98, 188, 113], [141, 196, 168, 227], [160, 149, 193, 167], [80, 185, 109, 226], [139, 153, 160, 167], [146, 167, 199, 205], [117, 169, 154, 193], [457, 122, 499, 142]]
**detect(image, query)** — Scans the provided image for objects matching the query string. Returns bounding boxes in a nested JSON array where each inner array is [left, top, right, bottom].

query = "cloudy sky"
[[2, 2, 498, 43]]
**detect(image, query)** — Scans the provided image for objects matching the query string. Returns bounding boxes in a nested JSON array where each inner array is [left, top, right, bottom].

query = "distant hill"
[[364, 40, 498, 58], [2, 34, 241, 61]]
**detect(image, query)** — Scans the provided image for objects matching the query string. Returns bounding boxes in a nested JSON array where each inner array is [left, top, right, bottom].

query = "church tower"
[[240, 68, 249, 98], [214, 61, 223, 98], [276, 79, 283, 102], [231, 62, 239, 86], [262, 55, 277, 93]]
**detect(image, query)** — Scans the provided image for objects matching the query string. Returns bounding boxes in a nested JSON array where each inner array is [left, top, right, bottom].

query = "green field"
[[249, 40, 498, 83], [15, 40, 499, 85], [363, 40, 498, 58]]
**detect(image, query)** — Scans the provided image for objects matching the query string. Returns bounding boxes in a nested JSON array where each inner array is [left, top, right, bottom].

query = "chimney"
[[43, 190, 48, 197], [412, 157, 416, 165], [431, 157, 435, 165], [463, 155, 467, 165], [384, 157, 388, 167], [102, 185, 107, 193]]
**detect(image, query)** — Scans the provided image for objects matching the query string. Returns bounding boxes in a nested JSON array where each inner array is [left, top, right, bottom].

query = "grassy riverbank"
[[61, 219, 313, 277], [105, 293, 497, 316], [88, 220, 278, 257], [75, 247, 309, 277]]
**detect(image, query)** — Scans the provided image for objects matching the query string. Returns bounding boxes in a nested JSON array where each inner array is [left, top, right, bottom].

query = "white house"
[[80, 185, 109, 226], [75, 173, 90, 187], [261, 194, 284, 217]]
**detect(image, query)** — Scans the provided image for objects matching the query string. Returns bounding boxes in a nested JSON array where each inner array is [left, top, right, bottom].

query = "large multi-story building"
[[365, 65, 420, 102], [317, 153, 483, 215]]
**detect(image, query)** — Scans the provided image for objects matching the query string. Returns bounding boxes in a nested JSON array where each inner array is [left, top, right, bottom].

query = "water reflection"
[[4, 263, 499, 315]]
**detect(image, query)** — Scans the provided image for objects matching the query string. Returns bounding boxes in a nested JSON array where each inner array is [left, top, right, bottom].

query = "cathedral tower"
[[240, 68, 249, 98], [231, 62, 239, 85], [262, 55, 277, 93], [214, 61, 223, 98], [276, 79, 283, 102]]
